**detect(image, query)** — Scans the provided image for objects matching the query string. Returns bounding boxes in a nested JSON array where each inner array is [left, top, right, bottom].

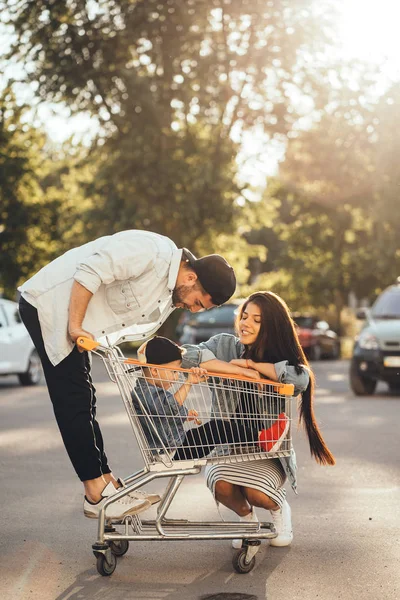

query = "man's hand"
[[187, 367, 208, 384], [69, 327, 95, 352], [68, 281, 94, 352]]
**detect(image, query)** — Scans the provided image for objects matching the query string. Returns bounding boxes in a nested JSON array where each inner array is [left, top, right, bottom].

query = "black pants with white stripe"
[[19, 297, 111, 481]]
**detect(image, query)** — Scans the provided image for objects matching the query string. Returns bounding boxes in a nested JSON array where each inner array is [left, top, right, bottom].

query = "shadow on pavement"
[[53, 544, 290, 600]]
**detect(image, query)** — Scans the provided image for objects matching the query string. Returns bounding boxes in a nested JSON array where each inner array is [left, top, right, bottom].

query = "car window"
[[189, 305, 238, 325], [371, 289, 400, 318], [293, 316, 314, 329]]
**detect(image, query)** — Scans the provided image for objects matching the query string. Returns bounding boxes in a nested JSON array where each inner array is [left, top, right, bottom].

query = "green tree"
[[0, 91, 48, 297], [0, 89, 92, 296], [2, 0, 341, 248], [248, 82, 400, 329]]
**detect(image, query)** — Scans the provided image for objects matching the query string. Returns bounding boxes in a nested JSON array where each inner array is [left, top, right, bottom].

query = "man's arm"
[[68, 280, 94, 349]]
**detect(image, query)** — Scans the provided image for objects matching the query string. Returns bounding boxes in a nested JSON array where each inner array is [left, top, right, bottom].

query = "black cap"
[[182, 248, 236, 306], [137, 336, 185, 365]]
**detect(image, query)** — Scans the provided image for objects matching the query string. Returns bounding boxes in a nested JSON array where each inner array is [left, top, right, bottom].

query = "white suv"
[[350, 280, 400, 395], [0, 298, 43, 385]]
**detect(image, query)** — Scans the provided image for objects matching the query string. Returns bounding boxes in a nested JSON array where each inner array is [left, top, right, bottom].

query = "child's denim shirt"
[[132, 379, 188, 451], [181, 333, 310, 494]]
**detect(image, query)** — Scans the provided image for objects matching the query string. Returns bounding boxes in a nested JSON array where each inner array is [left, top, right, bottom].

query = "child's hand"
[[187, 409, 202, 425], [187, 367, 208, 384]]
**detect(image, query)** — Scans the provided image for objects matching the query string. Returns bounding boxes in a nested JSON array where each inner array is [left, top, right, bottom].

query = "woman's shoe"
[[269, 499, 293, 547], [232, 509, 259, 548]]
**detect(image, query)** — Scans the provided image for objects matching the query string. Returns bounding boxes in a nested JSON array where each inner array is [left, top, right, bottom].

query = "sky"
[[2, 0, 400, 189]]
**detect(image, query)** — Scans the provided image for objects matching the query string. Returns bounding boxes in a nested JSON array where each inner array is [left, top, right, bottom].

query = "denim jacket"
[[132, 379, 188, 450], [181, 333, 310, 493]]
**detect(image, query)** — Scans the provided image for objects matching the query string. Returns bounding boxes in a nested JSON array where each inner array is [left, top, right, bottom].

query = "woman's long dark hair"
[[236, 291, 335, 466]]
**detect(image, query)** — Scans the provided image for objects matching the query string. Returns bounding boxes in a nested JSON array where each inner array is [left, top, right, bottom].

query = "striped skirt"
[[205, 458, 287, 508]]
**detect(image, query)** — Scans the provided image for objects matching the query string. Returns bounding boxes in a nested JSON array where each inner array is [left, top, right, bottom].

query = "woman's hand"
[[187, 367, 208, 384], [230, 358, 256, 370], [240, 367, 260, 380], [242, 369, 260, 379]]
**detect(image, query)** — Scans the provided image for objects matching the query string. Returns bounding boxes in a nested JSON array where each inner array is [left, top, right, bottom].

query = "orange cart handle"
[[124, 358, 295, 396], [76, 336, 100, 352]]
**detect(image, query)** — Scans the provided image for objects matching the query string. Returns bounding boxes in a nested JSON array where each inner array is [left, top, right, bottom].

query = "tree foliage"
[[0, 90, 93, 296], [244, 80, 400, 329], [2, 0, 340, 253]]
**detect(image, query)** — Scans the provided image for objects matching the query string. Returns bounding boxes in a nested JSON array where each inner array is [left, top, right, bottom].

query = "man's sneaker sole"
[[129, 492, 161, 505], [147, 495, 161, 505]]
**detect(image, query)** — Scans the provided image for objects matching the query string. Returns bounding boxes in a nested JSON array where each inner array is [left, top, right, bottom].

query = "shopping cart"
[[77, 337, 295, 576]]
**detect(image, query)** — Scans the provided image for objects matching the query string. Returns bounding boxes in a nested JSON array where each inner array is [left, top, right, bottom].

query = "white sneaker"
[[232, 509, 259, 549], [84, 482, 151, 520], [117, 479, 161, 505], [127, 489, 161, 505], [269, 499, 293, 547]]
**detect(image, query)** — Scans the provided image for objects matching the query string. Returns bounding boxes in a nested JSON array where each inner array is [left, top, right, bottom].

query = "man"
[[18, 230, 236, 520]]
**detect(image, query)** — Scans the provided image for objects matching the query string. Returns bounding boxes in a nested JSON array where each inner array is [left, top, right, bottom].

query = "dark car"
[[292, 314, 340, 361], [350, 279, 400, 395], [177, 302, 240, 345]]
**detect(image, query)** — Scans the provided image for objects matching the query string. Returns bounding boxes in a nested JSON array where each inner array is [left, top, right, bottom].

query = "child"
[[131, 336, 207, 452], [131, 336, 288, 457]]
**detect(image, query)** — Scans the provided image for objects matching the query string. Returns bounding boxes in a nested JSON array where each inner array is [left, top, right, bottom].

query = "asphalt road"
[[1, 358, 399, 600]]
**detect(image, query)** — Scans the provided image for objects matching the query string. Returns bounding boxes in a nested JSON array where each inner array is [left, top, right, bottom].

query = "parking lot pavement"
[[1, 358, 399, 600]]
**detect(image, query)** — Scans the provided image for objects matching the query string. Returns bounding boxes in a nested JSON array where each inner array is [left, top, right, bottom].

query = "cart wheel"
[[110, 539, 129, 556], [232, 549, 256, 574], [96, 552, 117, 576]]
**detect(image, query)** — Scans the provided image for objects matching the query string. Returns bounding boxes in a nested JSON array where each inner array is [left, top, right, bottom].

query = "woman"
[[181, 291, 335, 547]]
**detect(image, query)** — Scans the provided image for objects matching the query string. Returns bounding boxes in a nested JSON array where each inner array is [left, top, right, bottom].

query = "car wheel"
[[18, 350, 43, 386], [349, 361, 377, 396]]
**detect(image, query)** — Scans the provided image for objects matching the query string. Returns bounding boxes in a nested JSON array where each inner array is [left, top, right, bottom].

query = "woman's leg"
[[242, 487, 280, 511], [214, 480, 252, 517]]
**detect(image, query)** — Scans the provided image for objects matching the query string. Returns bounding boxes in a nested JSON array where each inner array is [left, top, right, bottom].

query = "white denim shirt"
[[19, 230, 181, 365]]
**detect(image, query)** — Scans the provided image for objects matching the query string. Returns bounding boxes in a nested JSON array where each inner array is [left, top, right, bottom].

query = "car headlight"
[[357, 332, 380, 350]]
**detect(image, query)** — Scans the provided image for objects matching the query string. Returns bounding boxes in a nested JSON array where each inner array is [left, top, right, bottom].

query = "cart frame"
[[77, 337, 295, 575]]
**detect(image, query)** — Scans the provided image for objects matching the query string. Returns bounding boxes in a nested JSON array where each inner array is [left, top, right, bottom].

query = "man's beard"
[[172, 284, 192, 306]]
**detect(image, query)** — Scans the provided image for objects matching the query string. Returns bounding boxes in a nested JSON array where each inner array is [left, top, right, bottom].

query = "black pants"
[[19, 297, 111, 481], [174, 419, 258, 460]]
